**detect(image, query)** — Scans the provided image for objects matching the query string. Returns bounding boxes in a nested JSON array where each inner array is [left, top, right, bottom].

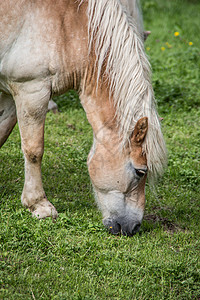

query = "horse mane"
[[120, 0, 144, 37], [86, 0, 167, 180]]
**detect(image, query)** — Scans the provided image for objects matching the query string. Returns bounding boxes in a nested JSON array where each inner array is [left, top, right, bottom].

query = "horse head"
[[86, 113, 148, 236]]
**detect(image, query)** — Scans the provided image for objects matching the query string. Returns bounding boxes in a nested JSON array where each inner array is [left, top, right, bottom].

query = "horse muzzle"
[[103, 216, 141, 237]]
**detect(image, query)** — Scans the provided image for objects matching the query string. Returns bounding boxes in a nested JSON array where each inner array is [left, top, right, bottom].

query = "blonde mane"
[[86, 0, 167, 179]]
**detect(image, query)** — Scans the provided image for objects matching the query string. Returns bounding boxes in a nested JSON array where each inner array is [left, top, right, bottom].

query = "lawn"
[[0, 0, 200, 299]]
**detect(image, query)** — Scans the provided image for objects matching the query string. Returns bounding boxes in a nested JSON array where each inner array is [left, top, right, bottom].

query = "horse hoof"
[[30, 199, 58, 219]]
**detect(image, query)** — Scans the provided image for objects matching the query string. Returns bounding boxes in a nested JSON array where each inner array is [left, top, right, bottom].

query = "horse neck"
[[80, 76, 120, 147]]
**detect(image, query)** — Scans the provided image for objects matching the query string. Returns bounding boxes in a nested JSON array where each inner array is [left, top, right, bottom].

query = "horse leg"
[[14, 82, 58, 219], [0, 92, 17, 147]]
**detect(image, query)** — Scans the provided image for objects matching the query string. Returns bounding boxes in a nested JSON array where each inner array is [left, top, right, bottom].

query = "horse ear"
[[131, 117, 148, 145], [144, 31, 151, 41]]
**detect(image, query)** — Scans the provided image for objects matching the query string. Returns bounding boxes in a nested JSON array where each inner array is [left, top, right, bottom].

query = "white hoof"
[[30, 199, 58, 219]]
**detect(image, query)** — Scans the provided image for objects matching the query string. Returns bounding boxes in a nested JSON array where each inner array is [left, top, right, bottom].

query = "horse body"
[[0, 0, 167, 236]]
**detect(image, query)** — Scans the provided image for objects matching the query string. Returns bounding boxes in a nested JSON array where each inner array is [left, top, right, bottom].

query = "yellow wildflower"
[[174, 31, 180, 37], [189, 42, 193, 46], [161, 47, 166, 51], [146, 47, 150, 51]]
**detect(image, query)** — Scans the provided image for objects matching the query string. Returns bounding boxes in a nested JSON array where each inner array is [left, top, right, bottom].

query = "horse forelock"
[[85, 0, 167, 181]]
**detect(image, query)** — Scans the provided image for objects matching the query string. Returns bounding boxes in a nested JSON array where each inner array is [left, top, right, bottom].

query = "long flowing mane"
[[86, 0, 167, 180]]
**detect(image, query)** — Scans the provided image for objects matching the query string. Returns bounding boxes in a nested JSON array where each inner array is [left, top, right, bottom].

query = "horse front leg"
[[14, 82, 58, 219], [0, 92, 17, 147]]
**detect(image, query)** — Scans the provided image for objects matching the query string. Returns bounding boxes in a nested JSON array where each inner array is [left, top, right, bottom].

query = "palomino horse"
[[0, 0, 167, 236]]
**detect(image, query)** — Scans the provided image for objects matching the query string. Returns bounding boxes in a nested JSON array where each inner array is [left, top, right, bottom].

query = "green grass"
[[0, 0, 200, 299]]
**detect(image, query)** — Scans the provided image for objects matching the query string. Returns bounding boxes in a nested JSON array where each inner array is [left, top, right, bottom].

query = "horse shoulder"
[[0, 0, 88, 94]]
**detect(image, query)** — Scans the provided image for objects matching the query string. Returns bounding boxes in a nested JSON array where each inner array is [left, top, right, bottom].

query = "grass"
[[0, 0, 200, 299]]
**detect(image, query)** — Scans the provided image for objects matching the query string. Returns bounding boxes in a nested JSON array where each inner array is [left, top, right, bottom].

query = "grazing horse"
[[0, 0, 167, 236]]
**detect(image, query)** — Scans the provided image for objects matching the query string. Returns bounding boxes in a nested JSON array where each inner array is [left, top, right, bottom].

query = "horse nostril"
[[122, 222, 141, 237], [103, 218, 121, 235], [133, 222, 141, 234]]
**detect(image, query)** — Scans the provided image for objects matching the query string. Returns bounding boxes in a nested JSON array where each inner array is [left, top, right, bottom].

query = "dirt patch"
[[144, 213, 185, 233]]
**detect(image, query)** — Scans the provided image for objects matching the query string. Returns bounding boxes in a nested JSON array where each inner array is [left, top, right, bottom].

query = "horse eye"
[[135, 168, 147, 178]]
